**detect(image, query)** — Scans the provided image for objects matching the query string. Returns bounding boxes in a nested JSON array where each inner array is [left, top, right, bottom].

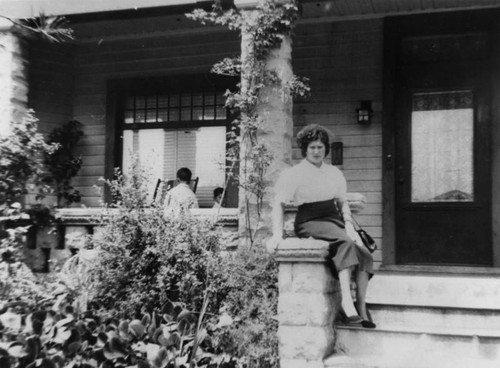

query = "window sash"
[[122, 127, 227, 208]]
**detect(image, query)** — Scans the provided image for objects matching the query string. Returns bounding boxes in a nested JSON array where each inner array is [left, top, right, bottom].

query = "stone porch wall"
[[22, 207, 239, 272], [276, 238, 338, 368], [276, 193, 366, 367]]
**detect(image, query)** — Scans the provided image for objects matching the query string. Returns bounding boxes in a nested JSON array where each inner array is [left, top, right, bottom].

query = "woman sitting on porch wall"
[[269, 124, 375, 328]]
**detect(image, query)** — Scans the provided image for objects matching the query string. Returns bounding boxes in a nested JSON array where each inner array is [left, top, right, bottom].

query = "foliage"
[[88, 166, 227, 317], [187, 0, 310, 244], [0, 212, 56, 310], [43, 120, 84, 208], [0, 12, 74, 43], [0, 110, 58, 210], [99, 160, 151, 210], [0, 111, 59, 304], [0, 298, 241, 368], [89, 208, 226, 317], [210, 246, 279, 368], [0, 203, 60, 311], [85, 162, 279, 367]]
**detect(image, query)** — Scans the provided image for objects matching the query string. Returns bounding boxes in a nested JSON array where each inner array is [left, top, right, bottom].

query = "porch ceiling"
[[1, 0, 499, 20], [300, 0, 500, 20]]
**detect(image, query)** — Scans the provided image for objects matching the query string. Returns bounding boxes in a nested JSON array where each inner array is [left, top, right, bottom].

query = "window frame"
[[105, 74, 237, 203]]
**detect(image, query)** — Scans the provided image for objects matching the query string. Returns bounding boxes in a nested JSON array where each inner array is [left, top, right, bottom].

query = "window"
[[116, 75, 235, 208], [411, 90, 474, 202]]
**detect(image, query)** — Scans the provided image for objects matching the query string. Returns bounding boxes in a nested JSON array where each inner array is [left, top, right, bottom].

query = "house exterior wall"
[[293, 19, 384, 268], [69, 20, 240, 207], [28, 41, 74, 135], [28, 15, 384, 265]]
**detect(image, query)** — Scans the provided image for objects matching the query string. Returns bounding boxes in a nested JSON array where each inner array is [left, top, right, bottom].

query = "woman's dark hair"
[[296, 124, 333, 157], [176, 167, 192, 182]]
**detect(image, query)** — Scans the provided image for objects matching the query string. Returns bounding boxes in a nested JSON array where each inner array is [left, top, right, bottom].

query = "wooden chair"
[[190, 177, 199, 193]]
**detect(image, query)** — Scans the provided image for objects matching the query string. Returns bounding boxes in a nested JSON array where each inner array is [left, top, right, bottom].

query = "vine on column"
[[187, 0, 310, 245]]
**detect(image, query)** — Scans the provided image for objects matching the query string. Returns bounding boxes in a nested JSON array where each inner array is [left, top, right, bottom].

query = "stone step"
[[334, 325, 500, 368], [367, 270, 500, 309], [368, 303, 500, 331]]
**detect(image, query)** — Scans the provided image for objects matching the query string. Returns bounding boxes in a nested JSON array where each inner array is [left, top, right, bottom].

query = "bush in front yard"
[[0, 298, 240, 368], [210, 246, 279, 368], [88, 164, 227, 317], [88, 207, 226, 317], [71, 162, 279, 367]]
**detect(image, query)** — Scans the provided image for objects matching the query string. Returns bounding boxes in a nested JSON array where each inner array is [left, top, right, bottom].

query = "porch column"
[[237, 2, 294, 246], [0, 20, 29, 137], [275, 238, 339, 368]]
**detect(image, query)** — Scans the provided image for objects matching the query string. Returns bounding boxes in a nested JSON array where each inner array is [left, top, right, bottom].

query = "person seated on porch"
[[269, 124, 376, 329], [213, 187, 224, 208], [164, 167, 198, 215]]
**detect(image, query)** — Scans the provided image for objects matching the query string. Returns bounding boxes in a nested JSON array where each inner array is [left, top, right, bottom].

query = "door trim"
[[382, 9, 500, 267]]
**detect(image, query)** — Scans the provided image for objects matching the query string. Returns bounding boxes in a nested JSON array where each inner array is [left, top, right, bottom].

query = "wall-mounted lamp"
[[356, 100, 373, 125]]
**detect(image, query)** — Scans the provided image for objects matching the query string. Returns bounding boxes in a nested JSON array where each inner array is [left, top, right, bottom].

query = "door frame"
[[382, 9, 500, 267]]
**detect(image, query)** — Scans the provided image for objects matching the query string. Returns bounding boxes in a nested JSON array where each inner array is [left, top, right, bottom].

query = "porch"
[[2, 0, 500, 367]]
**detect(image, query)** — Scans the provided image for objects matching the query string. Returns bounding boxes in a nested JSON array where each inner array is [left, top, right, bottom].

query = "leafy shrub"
[[0, 298, 240, 368], [0, 204, 57, 307], [88, 207, 226, 317], [87, 208, 279, 367], [84, 162, 279, 367], [0, 110, 57, 209], [88, 164, 227, 317], [42, 120, 84, 208], [210, 247, 279, 368]]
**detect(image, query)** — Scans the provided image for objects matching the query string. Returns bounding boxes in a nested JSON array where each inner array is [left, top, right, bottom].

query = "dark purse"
[[351, 217, 377, 253]]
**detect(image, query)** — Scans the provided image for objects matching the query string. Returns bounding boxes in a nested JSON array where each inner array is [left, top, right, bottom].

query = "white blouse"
[[274, 159, 347, 206]]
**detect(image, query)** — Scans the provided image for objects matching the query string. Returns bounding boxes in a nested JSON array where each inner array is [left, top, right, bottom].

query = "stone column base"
[[275, 238, 341, 366]]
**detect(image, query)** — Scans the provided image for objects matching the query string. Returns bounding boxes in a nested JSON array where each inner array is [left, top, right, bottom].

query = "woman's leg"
[[338, 266, 358, 317], [355, 269, 370, 320]]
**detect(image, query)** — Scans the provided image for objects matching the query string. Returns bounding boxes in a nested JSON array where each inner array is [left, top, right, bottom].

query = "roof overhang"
[[0, 0, 202, 19], [1, 0, 500, 23]]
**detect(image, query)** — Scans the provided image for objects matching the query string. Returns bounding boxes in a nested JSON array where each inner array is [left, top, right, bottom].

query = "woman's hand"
[[266, 234, 283, 253], [345, 221, 363, 247]]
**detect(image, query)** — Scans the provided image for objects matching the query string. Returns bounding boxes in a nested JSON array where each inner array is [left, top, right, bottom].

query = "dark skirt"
[[294, 198, 373, 278]]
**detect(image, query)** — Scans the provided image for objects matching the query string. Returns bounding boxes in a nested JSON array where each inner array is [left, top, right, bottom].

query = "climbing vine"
[[187, 0, 310, 245]]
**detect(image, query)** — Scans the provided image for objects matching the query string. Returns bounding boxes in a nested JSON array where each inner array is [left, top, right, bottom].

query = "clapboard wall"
[[69, 14, 240, 207], [28, 41, 74, 135], [293, 19, 384, 265], [27, 39, 75, 206]]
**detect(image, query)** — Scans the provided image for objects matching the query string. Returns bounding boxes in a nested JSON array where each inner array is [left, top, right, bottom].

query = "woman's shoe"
[[343, 315, 365, 327], [337, 311, 364, 327], [361, 319, 376, 329], [354, 303, 377, 329], [338, 309, 376, 329]]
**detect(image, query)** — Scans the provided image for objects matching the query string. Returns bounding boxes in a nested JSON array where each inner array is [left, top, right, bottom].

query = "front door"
[[386, 11, 495, 266]]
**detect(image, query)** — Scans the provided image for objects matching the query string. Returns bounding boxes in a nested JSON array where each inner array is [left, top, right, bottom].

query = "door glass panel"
[[411, 91, 474, 202]]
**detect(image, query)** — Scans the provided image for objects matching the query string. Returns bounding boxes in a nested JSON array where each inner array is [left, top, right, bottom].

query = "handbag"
[[351, 216, 377, 253]]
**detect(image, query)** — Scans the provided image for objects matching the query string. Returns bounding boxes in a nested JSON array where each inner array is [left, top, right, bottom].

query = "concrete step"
[[368, 303, 500, 332], [336, 270, 500, 367], [334, 325, 500, 368], [367, 270, 500, 309]]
